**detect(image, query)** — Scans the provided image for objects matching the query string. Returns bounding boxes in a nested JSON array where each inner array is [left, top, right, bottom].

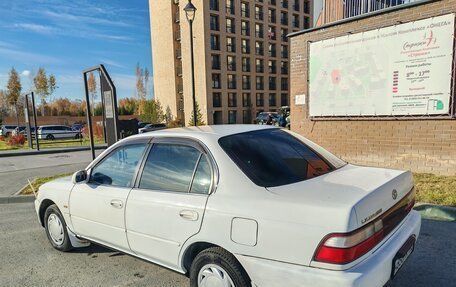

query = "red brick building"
[[289, 0, 456, 175]]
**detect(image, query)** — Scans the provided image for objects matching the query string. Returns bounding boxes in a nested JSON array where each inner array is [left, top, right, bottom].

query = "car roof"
[[134, 124, 277, 141]]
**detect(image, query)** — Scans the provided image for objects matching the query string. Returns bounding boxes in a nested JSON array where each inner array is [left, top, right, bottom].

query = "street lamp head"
[[184, 0, 197, 22]]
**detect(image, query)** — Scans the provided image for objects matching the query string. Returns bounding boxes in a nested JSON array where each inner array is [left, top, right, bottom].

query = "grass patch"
[[413, 173, 456, 206], [0, 137, 105, 151], [21, 173, 73, 195]]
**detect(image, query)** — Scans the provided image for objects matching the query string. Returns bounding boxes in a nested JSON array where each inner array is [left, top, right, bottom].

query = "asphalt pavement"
[[0, 202, 454, 287], [0, 150, 102, 197]]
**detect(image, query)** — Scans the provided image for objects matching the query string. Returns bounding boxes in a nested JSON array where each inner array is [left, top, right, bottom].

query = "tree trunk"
[[15, 104, 20, 128]]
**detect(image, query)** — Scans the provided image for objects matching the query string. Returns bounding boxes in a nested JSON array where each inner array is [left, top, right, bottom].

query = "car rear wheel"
[[44, 204, 73, 252], [46, 134, 55, 140], [190, 247, 251, 287]]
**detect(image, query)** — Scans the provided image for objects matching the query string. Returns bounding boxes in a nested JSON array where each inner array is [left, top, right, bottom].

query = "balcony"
[[314, 0, 421, 26], [175, 29, 181, 41], [175, 11, 180, 22]]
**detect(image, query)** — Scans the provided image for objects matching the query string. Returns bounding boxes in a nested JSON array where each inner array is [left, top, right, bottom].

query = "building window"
[[304, 16, 310, 29], [255, 41, 264, 56], [242, 110, 251, 124], [241, 21, 250, 36], [281, 61, 288, 74], [281, 93, 288, 106], [228, 74, 237, 89], [213, 111, 223, 124], [242, 75, 251, 90], [242, 39, 250, 54], [255, 23, 264, 38], [242, 57, 251, 72], [281, 0, 288, 9], [210, 0, 219, 11], [227, 37, 236, 52], [228, 92, 237, 107], [256, 76, 264, 90], [256, 59, 264, 73], [212, 74, 221, 89], [227, 55, 236, 71], [292, 14, 300, 28], [293, 0, 300, 11], [210, 34, 220, 50], [268, 9, 276, 23], [268, 60, 276, 74], [269, 76, 276, 90], [242, 93, 251, 107], [269, 43, 276, 57], [212, 54, 221, 70], [280, 12, 288, 26], [210, 15, 220, 31], [213, 92, 221, 107], [269, 93, 277, 106], [241, 2, 249, 17], [268, 0, 276, 5], [281, 44, 288, 58], [255, 5, 263, 20], [268, 26, 276, 40], [304, 1, 310, 14], [228, 110, 237, 124], [226, 0, 235, 14], [281, 77, 288, 90], [281, 28, 288, 41], [226, 18, 235, 33], [256, 93, 264, 106]]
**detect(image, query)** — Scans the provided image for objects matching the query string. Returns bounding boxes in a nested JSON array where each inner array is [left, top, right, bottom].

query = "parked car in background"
[[72, 124, 84, 131], [256, 112, 279, 125], [137, 121, 150, 129], [12, 126, 26, 136], [38, 125, 81, 140], [138, 123, 167, 134], [35, 125, 420, 287], [19, 126, 37, 137], [0, 125, 17, 137]]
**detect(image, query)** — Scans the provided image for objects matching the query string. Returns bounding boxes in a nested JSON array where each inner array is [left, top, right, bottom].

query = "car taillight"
[[314, 219, 385, 265], [314, 187, 416, 265]]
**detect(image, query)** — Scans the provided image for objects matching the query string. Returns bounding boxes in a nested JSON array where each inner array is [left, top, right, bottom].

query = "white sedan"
[[35, 125, 421, 287]]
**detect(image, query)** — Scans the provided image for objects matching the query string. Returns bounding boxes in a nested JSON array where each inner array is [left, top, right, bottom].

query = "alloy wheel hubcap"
[[198, 264, 235, 287], [47, 214, 64, 246]]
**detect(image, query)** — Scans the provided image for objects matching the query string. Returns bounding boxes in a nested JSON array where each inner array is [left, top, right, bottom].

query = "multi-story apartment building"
[[149, 0, 312, 125]]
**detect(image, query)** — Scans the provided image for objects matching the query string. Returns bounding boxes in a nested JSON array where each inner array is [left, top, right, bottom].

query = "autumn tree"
[[118, 97, 138, 115], [136, 63, 150, 115], [165, 106, 173, 123], [140, 99, 164, 123], [7, 68, 22, 128], [0, 90, 7, 124], [188, 102, 205, 126], [48, 74, 57, 103], [34, 67, 49, 116], [87, 72, 97, 116]]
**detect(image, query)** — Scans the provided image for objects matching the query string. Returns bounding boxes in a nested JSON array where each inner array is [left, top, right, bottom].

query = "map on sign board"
[[308, 13, 454, 117]]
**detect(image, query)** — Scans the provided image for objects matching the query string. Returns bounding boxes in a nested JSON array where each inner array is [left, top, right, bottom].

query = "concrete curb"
[[0, 195, 35, 204], [414, 203, 456, 221], [0, 145, 107, 158]]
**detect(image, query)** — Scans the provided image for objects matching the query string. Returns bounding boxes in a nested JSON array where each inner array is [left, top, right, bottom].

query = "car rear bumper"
[[235, 210, 421, 287]]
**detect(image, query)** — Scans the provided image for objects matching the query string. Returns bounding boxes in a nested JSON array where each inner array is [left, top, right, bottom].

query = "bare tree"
[[7, 68, 22, 128], [48, 74, 57, 102], [87, 72, 97, 116], [136, 63, 146, 115]]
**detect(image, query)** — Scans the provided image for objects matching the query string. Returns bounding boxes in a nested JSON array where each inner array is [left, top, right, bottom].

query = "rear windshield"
[[219, 129, 346, 187]]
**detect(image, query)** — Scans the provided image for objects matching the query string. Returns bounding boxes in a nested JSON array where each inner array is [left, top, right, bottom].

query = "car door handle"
[[110, 199, 123, 209], [179, 210, 199, 221]]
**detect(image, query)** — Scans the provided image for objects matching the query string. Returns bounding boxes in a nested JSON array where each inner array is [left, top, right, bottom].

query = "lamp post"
[[184, 0, 197, 126]]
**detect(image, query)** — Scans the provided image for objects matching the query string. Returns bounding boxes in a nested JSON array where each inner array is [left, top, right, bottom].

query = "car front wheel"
[[44, 204, 73, 252], [190, 247, 251, 287]]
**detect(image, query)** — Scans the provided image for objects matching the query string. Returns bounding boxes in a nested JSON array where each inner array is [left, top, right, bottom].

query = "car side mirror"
[[72, 170, 88, 184]]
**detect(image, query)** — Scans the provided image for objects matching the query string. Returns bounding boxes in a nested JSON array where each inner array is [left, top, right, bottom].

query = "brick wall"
[[290, 0, 456, 175]]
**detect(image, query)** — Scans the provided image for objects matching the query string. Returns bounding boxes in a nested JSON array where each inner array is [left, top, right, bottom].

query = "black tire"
[[44, 204, 73, 252], [190, 247, 251, 287], [46, 134, 55, 140], [74, 133, 80, 139]]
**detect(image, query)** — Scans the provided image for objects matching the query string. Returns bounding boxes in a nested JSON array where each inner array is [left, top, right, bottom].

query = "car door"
[[69, 142, 148, 252], [126, 138, 215, 269]]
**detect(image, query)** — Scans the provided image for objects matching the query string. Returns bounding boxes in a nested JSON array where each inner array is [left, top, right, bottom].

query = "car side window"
[[139, 143, 201, 193], [91, 144, 146, 187], [189, 155, 212, 195]]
